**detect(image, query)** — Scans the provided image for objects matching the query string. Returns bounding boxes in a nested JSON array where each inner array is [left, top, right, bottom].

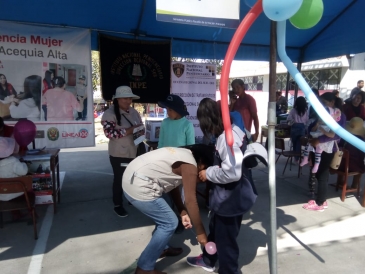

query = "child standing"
[[157, 94, 195, 147], [187, 98, 257, 273], [300, 107, 341, 173], [156, 94, 195, 255]]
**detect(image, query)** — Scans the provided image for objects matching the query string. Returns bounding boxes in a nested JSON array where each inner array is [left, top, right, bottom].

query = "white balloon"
[[263, 0, 303, 21]]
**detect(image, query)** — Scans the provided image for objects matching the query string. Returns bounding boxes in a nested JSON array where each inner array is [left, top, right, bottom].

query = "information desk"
[[14, 149, 61, 214]]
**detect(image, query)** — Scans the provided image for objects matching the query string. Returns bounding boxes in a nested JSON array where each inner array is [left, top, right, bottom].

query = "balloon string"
[[220, 0, 263, 152], [276, 21, 365, 152]]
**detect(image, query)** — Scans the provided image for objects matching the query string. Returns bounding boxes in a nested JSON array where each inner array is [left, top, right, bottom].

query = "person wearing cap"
[[0, 137, 28, 201], [343, 88, 365, 120], [157, 94, 194, 148], [187, 98, 257, 273], [101, 86, 144, 218], [42, 76, 85, 121], [122, 144, 214, 274], [336, 117, 365, 189], [231, 79, 260, 142], [76, 75, 88, 121]]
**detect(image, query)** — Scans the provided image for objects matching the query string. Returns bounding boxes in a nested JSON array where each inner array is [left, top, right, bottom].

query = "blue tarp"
[[1, 0, 363, 62]]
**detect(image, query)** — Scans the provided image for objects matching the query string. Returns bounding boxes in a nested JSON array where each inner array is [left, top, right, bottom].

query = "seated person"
[[0, 137, 28, 201], [337, 117, 365, 189]]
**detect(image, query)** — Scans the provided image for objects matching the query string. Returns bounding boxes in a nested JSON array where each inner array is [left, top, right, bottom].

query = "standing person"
[[343, 88, 365, 120], [9, 75, 41, 119], [0, 74, 17, 100], [76, 75, 88, 121], [157, 94, 194, 235], [157, 94, 195, 148], [286, 96, 309, 162], [187, 98, 257, 273], [303, 92, 346, 212], [231, 79, 259, 142], [228, 90, 237, 111], [276, 90, 288, 116], [356, 80, 364, 90], [42, 70, 54, 121], [101, 86, 144, 217], [42, 76, 84, 121], [122, 145, 214, 274], [332, 89, 340, 98]]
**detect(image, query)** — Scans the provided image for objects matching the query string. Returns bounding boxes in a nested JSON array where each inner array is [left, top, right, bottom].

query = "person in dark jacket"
[[343, 88, 365, 120], [187, 98, 257, 274], [337, 117, 365, 189]]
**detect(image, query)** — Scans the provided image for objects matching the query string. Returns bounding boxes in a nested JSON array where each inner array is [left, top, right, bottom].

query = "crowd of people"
[[1, 78, 365, 274]]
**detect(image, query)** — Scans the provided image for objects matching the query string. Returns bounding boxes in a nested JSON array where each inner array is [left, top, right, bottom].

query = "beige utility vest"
[[122, 147, 197, 201]]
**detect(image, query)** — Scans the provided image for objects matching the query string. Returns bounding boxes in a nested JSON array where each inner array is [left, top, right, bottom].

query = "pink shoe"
[[303, 200, 328, 209], [302, 200, 324, 212], [300, 157, 308, 167], [311, 163, 319, 173]]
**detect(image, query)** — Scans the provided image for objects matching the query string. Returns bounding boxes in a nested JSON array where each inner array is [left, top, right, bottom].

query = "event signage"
[[156, 0, 240, 28], [99, 35, 171, 103], [0, 20, 94, 149], [171, 62, 216, 138]]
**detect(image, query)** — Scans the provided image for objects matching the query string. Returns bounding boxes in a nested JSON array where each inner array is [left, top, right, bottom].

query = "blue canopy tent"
[[1, 0, 364, 62]]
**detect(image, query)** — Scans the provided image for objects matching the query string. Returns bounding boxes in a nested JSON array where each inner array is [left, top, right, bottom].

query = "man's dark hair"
[[181, 144, 215, 167], [357, 80, 364, 85]]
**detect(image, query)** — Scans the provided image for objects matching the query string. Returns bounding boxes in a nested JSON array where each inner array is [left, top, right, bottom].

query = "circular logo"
[[79, 128, 89, 139], [47, 127, 59, 141]]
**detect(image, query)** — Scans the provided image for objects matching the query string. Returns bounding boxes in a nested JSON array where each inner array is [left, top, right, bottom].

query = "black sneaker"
[[114, 206, 128, 217]]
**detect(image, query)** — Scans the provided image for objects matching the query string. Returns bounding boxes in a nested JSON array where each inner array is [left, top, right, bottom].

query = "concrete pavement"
[[1, 143, 365, 274]]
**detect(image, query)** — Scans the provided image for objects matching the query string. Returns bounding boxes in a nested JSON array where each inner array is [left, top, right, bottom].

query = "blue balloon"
[[263, 0, 303, 21], [245, 0, 257, 8]]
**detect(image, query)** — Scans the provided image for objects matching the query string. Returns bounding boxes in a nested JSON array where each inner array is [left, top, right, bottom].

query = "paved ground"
[[1, 143, 365, 274]]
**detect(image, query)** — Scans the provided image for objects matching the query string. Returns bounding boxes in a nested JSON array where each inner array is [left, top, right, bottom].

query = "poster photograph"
[[0, 20, 94, 148]]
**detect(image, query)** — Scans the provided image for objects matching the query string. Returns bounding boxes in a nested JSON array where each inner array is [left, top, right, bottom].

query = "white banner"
[[171, 62, 216, 139], [0, 21, 94, 148], [156, 0, 240, 28]]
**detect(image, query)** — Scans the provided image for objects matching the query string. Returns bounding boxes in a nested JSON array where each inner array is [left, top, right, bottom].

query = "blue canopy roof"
[[1, 0, 363, 62]]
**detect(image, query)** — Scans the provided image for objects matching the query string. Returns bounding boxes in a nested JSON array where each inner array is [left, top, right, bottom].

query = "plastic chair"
[[275, 138, 301, 175], [329, 149, 361, 203], [0, 176, 38, 239]]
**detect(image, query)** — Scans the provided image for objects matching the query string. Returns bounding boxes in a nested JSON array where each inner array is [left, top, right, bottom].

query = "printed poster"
[[156, 0, 240, 28], [171, 62, 216, 138], [0, 20, 94, 149]]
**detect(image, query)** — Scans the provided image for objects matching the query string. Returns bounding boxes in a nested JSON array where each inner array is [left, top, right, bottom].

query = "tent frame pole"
[[268, 20, 277, 274]]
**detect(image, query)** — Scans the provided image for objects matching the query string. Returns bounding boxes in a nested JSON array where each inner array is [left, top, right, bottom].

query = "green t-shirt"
[[158, 117, 195, 148]]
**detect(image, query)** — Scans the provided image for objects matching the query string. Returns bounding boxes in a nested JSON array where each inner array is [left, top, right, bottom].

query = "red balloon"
[[205, 242, 217, 255], [13, 119, 36, 147], [220, 0, 263, 151]]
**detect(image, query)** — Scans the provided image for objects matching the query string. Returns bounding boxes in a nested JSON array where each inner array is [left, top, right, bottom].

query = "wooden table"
[[15, 149, 61, 214]]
